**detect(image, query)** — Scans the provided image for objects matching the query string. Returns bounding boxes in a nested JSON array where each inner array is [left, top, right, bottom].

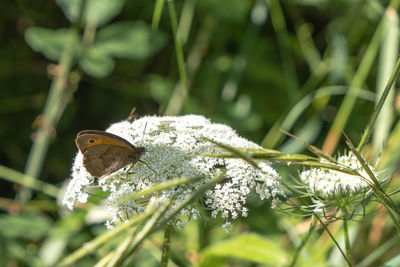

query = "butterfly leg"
[[125, 163, 136, 178], [138, 160, 159, 175]]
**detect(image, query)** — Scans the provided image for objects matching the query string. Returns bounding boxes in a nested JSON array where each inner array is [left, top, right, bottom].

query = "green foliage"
[[0, 213, 51, 240], [25, 28, 76, 61], [95, 22, 166, 59], [55, 0, 126, 26], [200, 233, 288, 266], [24, 22, 166, 78]]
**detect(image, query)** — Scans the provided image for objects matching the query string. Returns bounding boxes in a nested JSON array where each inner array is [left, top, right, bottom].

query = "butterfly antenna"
[[139, 159, 159, 175], [142, 121, 148, 143]]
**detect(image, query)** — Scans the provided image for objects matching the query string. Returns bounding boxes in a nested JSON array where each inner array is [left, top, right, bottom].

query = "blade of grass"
[[266, 0, 299, 102], [155, 173, 226, 227], [100, 229, 137, 266], [152, 0, 166, 30], [110, 173, 226, 265], [345, 134, 400, 234], [105, 200, 172, 266], [164, 0, 189, 115], [0, 165, 59, 198], [372, 8, 399, 155], [177, 0, 196, 45], [262, 86, 375, 149], [203, 139, 363, 176], [280, 129, 336, 162], [118, 176, 201, 203], [358, 48, 400, 152], [322, 2, 400, 154], [57, 202, 157, 267]]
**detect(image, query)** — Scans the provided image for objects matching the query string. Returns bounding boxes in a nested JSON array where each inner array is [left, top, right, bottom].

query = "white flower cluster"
[[300, 152, 377, 200], [62, 115, 283, 229]]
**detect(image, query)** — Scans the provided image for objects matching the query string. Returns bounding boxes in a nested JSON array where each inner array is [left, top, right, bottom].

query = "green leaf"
[[25, 27, 77, 61], [200, 233, 288, 266], [200, 0, 250, 22], [39, 211, 86, 266], [95, 21, 167, 59], [79, 48, 115, 78], [55, 0, 81, 23], [85, 0, 126, 27], [0, 213, 51, 240], [56, 0, 125, 26]]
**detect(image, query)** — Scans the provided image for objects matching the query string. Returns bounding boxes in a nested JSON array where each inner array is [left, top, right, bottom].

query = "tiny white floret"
[[63, 115, 283, 228]]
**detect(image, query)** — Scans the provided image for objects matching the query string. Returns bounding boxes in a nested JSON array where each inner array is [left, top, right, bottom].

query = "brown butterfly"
[[75, 130, 146, 178]]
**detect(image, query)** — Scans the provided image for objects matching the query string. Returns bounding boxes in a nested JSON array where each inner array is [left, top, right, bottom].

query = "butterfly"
[[75, 130, 146, 178]]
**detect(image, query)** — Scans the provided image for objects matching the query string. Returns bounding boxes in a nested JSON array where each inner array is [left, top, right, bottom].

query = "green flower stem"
[[20, 28, 79, 202], [313, 212, 352, 266], [164, 0, 189, 115], [280, 181, 351, 266], [322, 0, 400, 155], [342, 208, 353, 266], [288, 216, 317, 267], [161, 225, 172, 267]]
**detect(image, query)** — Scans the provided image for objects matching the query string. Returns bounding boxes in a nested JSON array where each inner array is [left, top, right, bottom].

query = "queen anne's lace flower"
[[62, 115, 283, 228], [300, 152, 377, 200]]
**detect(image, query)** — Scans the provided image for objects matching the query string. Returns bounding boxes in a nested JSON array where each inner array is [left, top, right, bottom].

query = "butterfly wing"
[[75, 130, 146, 178], [82, 145, 134, 178]]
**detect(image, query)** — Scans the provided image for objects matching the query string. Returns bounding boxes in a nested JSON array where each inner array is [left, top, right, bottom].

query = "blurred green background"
[[1, 0, 400, 266], [1, 0, 383, 188]]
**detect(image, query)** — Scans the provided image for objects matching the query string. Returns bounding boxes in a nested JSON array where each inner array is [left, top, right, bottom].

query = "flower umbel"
[[63, 115, 283, 228], [300, 152, 378, 204]]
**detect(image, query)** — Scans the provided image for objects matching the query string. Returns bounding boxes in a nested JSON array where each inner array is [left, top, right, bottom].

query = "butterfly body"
[[75, 130, 146, 178]]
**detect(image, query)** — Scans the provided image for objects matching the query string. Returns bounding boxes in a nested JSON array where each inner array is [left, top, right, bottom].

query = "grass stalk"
[[152, 0, 166, 29], [20, 28, 78, 202], [57, 202, 157, 267], [0, 165, 59, 198], [322, 1, 400, 154], [164, 0, 189, 115], [105, 200, 172, 266], [266, 0, 299, 102], [358, 47, 400, 152], [372, 8, 398, 155]]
